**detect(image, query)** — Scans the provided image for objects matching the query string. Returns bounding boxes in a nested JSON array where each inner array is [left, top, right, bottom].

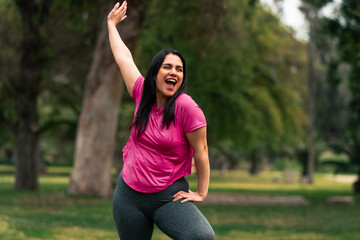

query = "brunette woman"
[[108, 2, 215, 239]]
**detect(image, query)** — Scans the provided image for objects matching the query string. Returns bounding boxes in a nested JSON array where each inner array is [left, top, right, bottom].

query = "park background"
[[1, 0, 360, 239]]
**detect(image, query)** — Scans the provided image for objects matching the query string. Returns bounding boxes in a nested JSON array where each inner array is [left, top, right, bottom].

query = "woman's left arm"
[[173, 126, 210, 203]]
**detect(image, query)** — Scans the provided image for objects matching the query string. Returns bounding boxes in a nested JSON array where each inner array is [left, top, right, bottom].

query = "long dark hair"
[[133, 49, 188, 136]]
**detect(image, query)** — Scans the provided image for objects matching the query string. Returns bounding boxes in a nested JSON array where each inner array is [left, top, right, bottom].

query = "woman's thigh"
[[153, 200, 215, 240], [113, 175, 154, 240]]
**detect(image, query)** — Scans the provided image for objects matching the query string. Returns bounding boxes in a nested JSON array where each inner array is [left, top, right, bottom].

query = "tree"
[[1, 0, 108, 188], [0, 0, 54, 190], [325, 0, 360, 192], [68, 0, 146, 197], [298, 0, 333, 183], [301, 1, 317, 184]]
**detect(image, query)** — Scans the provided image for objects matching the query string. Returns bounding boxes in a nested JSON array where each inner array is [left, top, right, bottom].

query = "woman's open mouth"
[[165, 79, 177, 89]]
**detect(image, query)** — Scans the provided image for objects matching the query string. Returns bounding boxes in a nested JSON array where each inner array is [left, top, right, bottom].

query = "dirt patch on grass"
[[204, 193, 309, 205], [333, 175, 357, 183]]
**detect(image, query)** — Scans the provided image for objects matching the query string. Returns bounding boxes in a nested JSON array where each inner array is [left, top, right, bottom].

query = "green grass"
[[204, 170, 358, 202], [0, 166, 359, 240]]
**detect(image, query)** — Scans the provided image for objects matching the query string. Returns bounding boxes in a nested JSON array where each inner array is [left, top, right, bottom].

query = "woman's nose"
[[169, 68, 177, 75]]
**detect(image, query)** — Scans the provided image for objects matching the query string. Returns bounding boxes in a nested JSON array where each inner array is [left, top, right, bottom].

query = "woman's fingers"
[[108, 1, 127, 24], [113, 2, 120, 10], [120, 15, 127, 21], [173, 191, 182, 199], [117, 1, 127, 20], [117, 1, 127, 14], [173, 190, 204, 203], [173, 191, 187, 202]]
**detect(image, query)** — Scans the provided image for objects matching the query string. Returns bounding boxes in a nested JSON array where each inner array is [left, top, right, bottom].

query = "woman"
[[108, 2, 215, 239]]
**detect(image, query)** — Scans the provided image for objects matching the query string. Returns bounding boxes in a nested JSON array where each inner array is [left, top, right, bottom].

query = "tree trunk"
[[307, 39, 316, 184], [354, 171, 360, 194], [249, 148, 262, 176], [249, 151, 260, 176], [68, 0, 145, 197], [15, 97, 39, 189], [249, 158, 260, 176], [302, 2, 318, 184], [14, 0, 52, 190]]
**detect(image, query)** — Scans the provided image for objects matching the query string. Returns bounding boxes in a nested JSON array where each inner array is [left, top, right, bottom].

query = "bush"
[[272, 158, 301, 171]]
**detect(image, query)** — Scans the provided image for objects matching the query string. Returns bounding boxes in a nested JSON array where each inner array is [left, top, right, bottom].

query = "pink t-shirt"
[[122, 76, 207, 193]]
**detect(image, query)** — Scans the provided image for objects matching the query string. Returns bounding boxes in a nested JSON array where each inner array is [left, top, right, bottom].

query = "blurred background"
[[0, 0, 360, 239]]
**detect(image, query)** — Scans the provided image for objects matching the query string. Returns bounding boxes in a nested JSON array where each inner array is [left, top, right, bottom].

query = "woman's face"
[[155, 54, 184, 104]]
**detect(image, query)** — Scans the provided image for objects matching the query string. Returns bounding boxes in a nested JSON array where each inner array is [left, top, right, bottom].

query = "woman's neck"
[[156, 93, 167, 109]]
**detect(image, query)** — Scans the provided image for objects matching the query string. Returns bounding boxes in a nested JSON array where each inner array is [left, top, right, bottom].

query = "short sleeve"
[[132, 75, 144, 102], [177, 94, 207, 134]]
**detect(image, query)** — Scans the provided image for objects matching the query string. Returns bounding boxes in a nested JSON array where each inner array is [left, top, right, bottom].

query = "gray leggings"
[[113, 173, 215, 240]]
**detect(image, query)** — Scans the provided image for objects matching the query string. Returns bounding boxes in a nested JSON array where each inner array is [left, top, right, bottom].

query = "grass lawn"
[[0, 165, 359, 240]]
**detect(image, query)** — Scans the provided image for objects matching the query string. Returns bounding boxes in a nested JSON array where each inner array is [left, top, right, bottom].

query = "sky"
[[260, 0, 341, 41], [260, 0, 306, 39]]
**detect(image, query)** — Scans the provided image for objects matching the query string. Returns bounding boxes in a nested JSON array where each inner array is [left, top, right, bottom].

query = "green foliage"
[[135, 0, 308, 157], [325, 129, 360, 176], [273, 158, 302, 171], [0, 0, 22, 156], [326, 0, 360, 123], [319, 0, 360, 182], [318, 150, 349, 173]]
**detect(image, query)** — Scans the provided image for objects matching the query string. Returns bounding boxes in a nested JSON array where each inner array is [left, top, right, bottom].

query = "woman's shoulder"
[[175, 93, 206, 130], [176, 93, 197, 107], [175, 93, 203, 113], [132, 75, 145, 101]]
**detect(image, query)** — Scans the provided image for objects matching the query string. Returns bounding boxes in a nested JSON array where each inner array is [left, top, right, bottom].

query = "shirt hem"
[[122, 172, 190, 193]]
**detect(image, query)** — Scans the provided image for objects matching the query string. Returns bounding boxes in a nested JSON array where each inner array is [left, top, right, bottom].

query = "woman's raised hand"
[[107, 1, 127, 25]]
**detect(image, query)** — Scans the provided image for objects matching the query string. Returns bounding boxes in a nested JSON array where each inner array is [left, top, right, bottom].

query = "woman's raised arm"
[[107, 1, 141, 97]]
